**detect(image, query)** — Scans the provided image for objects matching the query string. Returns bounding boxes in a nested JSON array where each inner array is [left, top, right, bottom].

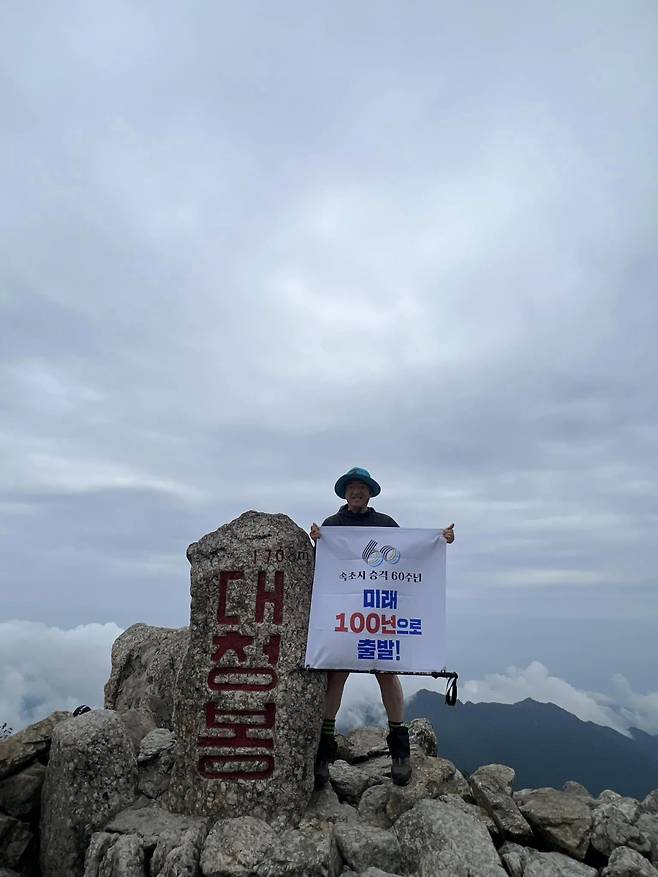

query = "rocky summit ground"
[[2, 710, 658, 876]]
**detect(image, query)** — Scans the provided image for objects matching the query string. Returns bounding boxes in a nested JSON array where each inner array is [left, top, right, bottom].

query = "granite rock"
[[408, 717, 438, 757], [499, 843, 598, 877], [0, 712, 71, 781], [0, 761, 46, 818], [117, 708, 157, 755], [469, 763, 534, 843], [437, 793, 500, 839], [562, 782, 592, 798], [642, 792, 658, 815], [299, 784, 359, 831], [200, 815, 275, 876], [40, 710, 137, 877], [637, 813, 658, 864], [394, 797, 507, 876], [601, 845, 658, 877], [360, 870, 406, 877], [358, 783, 393, 829], [517, 788, 592, 860], [591, 795, 651, 857], [104, 624, 189, 730], [336, 728, 389, 764], [104, 800, 207, 848], [151, 823, 208, 877], [329, 760, 382, 805], [385, 753, 462, 822], [168, 512, 325, 823], [0, 811, 32, 869], [137, 729, 176, 799], [334, 823, 402, 874], [255, 827, 341, 876]]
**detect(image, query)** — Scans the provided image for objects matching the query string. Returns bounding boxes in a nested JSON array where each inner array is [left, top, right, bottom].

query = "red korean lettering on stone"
[[217, 570, 243, 625], [207, 666, 277, 692], [199, 701, 275, 749], [198, 753, 275, 780], [210, 632, 254, 664], [255, 570, 284, 624]]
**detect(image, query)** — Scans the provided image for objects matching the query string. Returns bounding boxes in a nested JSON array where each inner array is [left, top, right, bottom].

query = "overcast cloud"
[[1, 3, 657, 725]]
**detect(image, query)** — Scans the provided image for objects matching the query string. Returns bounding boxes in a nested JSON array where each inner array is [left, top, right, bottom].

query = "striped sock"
[[322, 718, 336, 736], [388, 721, 404, 731]]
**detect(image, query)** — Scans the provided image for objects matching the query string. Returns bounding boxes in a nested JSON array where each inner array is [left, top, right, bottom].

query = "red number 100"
[[334, 612, 381, 634]]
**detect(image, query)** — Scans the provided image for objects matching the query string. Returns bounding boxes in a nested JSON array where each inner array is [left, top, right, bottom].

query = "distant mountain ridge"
[[404, 691, 658, 799]]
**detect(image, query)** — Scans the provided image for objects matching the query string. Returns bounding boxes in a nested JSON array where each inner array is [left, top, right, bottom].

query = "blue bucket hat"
[[334, 467, 381, 499]]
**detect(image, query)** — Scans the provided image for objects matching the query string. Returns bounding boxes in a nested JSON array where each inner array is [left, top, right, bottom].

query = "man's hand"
[[443, 523, 455, 544], [310, 522, 321, 543]]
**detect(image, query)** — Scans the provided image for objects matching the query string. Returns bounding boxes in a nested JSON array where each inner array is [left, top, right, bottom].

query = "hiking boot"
[[314, 732, 338, 789], [387, 725, 412, 786]]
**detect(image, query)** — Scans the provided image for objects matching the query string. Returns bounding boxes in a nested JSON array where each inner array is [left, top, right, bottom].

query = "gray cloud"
[[1, 2, 657, 697]]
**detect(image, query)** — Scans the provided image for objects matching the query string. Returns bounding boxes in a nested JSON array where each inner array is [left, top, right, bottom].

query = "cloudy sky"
[[2, 2, 657, 735]]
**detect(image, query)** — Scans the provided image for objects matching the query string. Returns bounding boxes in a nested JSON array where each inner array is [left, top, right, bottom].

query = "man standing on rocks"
[[310, 466, 455, 788]]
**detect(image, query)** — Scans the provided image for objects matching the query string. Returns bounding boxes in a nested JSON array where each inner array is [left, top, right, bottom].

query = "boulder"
[[298, 784, 359, 831], [437, 793, 500, 839], [394, 797, 507, 876], [591, 795, 651, 857], [642, 792, 658, 815], [563, 782, 592, 798], [498, 843, 598, 877], [91, 833, 144, 876], [523, 851, 598, 875], [256, 827, 341, 876], [84, 816, 207, 877], [637, 813, 658, 864], [336, 727, 389, 763], [516, 788, 592, 860], [40, 710, 137, 877], [334, 823, 403, 874], [499, 840, 533, 877], [408, 717, 438, 757], [104, 624, 189, 729], [0, 811, 32, 869], [0, 761, 46, 818], [329, 759, 382, 805], [200, 815, 276, 876], [83, 832, 116, 876], [601, 845, 658, 877], [358, 783, 393, 829], [385, 753, 464, 822], [473, 764, 516, 796], [0, 711, 71, 780], [103, 800, 207, 848], [168, 512, 325, 823], [137, 728, 176, 799], [469, 763, 534, 843], [360, 870, 406, 877], [117, 708, 157, 754]]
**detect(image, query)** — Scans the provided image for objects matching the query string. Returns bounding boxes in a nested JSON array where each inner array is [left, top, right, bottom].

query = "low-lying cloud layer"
[[0, 620, 122, 735], [2, 621, 656, 741]]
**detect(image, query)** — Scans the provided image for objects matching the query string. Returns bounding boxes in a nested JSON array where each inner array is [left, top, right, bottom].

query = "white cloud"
[[2, 621, 657, 743], [338, 661, 658, 737], [0, 620, 123, 734]]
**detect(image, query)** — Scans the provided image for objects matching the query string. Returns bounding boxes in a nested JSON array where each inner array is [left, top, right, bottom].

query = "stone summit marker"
[[168, 511, 326, 823]]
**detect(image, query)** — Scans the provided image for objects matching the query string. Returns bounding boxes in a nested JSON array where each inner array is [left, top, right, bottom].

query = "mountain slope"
[[405, 692, 658, 798]]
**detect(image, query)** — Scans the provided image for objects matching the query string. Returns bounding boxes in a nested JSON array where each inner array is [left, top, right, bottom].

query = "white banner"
[[304, 527, 446, 673]]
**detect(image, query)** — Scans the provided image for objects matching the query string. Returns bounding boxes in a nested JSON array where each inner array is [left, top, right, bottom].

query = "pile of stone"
[[2, 511, 658, 876], [2, 711, 658, 876]]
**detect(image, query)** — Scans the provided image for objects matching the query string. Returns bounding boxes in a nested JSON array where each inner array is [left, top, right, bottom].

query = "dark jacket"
[[322, 504, 399, 528]]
